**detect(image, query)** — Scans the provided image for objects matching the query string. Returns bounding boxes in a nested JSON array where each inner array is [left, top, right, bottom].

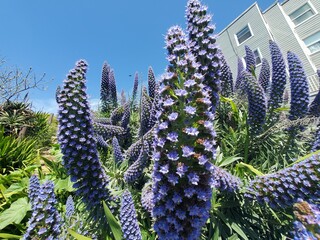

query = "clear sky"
[[0, 0, 277, 113]]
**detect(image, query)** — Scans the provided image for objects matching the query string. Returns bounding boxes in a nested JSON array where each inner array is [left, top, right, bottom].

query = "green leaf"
[[218, 156, 242, 167], [0, 197, 30, 230], [54, 178, 74, 192], [103, 201, 122, 240], [0, 233, 22, 239], [68, 229, 92, 240], [230, 222, 248, 240], [237, 162, 263, 176]]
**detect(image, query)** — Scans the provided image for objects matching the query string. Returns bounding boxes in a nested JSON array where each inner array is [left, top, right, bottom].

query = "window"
[[236, 25, 252, 45], [253, 49, 262, 65], [304, 31, 320, 54], [289, 2, 316, 25]]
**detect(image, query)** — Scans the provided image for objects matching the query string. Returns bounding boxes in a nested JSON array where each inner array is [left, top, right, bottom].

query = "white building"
[[217, 0, 320, 95]]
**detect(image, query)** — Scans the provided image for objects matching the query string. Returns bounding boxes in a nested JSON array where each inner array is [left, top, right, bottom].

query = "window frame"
[[235, 24, 253, 46], [253, 48, 262, 66], [288, 1, 317, 26], [303, 31, 320, 55]]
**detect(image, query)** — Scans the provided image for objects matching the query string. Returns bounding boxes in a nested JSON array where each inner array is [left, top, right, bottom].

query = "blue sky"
[[0, 0, 277, 113]]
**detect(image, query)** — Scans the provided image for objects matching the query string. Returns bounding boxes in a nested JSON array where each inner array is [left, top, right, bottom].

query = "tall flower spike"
[[57, 60, 111, 220], [243, 71, 267, 135], [132, 72, 139, 105], [308, 69, 320, 117], [152, 25, 215, 239], [112, 136, 123, 163], [245, 154, 320, 209], [258, 58, 270, 94], [109, 69, 118, 108], [28, 175, 40, 210], [100, 62, 111, 113], [110, 105, 124, 125], [211, 166, 242, 193], [24, 181, 62, 240], [66, 195, 75, 219], [291, 200, 320, 239], [120, 190, 142, 240], [139, 87, 153, 137], [148, 66, 156, 99], [288, 51, 309, 121], [235, 57, 245, 91], [148, 82, 161, 130], [220, 51, 234, 97], [268, 40, 287, 111], [186, 0, 222, 112], [120, 89, 126, 106], [124, 143, 149, 183], [244, 45, 256, 73], [93, 122, 125, 140], [141, 183, 154, 214]]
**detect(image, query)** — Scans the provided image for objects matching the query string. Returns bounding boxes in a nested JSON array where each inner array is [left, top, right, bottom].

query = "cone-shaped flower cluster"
[[308, 69, 320, 117], [66, 195, 75, 219], [152, 25, 215, 240], [312, 127, 320, 152], [56, 60, 111, 216], [212, 166, 242, 193], [292, 200, 320, 240], [148, 82, 161, 130], [245, 154, 320, 209], [132, 72, 139, 104], [244, 45, 256, 73], [120, 190, 142, 240], [220, 52, 234, 97], [258, 58, 270, 93], [96, 134, 109, 150], [124, 143, 149, 183], [112, 136, 123, 163], [186, 0, 222, 112], [288, 51, 309, 121], [141, 183, 154, 214], [243, 71, 267, 135], [148, 66, 156, 99], [28, 175, 40, 210], [110, 106, 125, 125], [268, 41, 287, 111], [100, 62, 111, 113], [24, 179, 62, 240], [139, 87, 153, 137], [235, 57, 245, 91], [109, 69, 118, 108]]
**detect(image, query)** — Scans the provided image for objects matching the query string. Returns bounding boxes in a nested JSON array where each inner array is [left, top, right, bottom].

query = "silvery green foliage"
[[28, 175, 40, 210], [141, 183, 154, 214], [308, 69, 320, 117], [120, 190, 142, 240], [110, 105, 124, 125], [124, 143, 149, 183], [57, 60, 111, 217], [125, 128, 154, 164], [220, 52, 233, 97], [109, 69, 118, 108], [244, 45, 256, 73], [235, 57, 245, 91], [24, 180, 62, 240], [258, 58, 270, 93], [152, 25, 215, 240], [100, 62, 111, 113], [186, 0, 222, 113], [212, 166, 242, 192], [291, 200, 320, 240], [139, 87, 153, 137], [112, 136, 123, 163], [245, 154, 320, 209], [243, 71, 267, 135], [93, 122, 125, 140], [65, 195, 75, 219], [148, 66, 156, 99], [268, 40, 287, 111], [288, 51, 309, 121]]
